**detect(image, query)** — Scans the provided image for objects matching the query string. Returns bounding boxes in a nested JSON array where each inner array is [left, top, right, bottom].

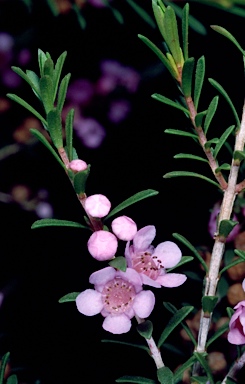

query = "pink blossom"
[[67, 79, 94, 106], [87, 230, 118, 260], [208, 202, 240, 242], [69, 159, 88, 172], [228, 279, 245, 345], [107, 99, 131, 123], [125, 225, 187, 288], [111, 216, 137, 241], [35, 202, 53, 218], [74, 117, 106, 149], [85, 194, 111, 218], [76, 266, 155, 334], [87, 0, 108, 8]]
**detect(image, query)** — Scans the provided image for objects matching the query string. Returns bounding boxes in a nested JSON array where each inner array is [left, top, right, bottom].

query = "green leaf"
[[137, 320, 153, 340], [73, 165, 91, 194], [40, 75, 54, 114], [38, 49, 47, 77], [59, 292, 80, 303], [152, 0, 166, 42], [220, 257, 245, 275], [138, 35, 179, 80], [47, 108, 63, 149], [195, 110, 207, 127], [206, 320, 229, 347], [163, 6, 182, 65], [233, 150, 245, 162], [53, 51, 67, 102], [182, 57, 195, 97], [106, 189, 159, 220], [174, 153, 208, 162], [7, 93, 47, 127], [164, 129, 197, 139], [190, 377, 209, 384], [6, 375, 18, 384], [158, 306, 194, 348], [11, 66, 40, 96], [226, 307, 235, 319], [234, 249, 245, 261], [211, 25, 245, 56], [57, 73, 71, 113], [193, 352, 214, 384], [109, 256, 127, 272], [152, 93, 189, 114], [208, 78, 240, 128], [72, 4, 87, 28], [125, 0, 155, 28], [182, 3, 189, 61], [215, 163, 231, 173], [65, 108, 74, 161], [202, 296, 218, 314], [204, 138, 219, 149], [219, 219, 239, 238], [163, 171, 220, 189], [204, 95, 219, 135], [157, 367, 174, 384], [0, 352, 10, 384], [194, 56, 205, 110], [101, 339, 149, 353], [166, 256, 194, 272], [30, 128, 66, 169], [116, 376, 156, 384], [31, 218, 88, 230], [213, 125, 235, 159], [172, 233, 208, 272], [173, 355, 196, 383], [26, 70, 41, 98], [43, 57, 54, 78]]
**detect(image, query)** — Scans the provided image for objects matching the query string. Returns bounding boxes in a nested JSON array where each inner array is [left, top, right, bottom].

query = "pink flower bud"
[[87, 230, 118, 261], [112, 215, 137, 241], [69, 159, 88, 172], [85, 194, 111, 218]]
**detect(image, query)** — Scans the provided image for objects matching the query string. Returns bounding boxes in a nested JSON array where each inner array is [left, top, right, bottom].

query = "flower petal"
[[141, 274, 161, 288], [125, 241, 133, 267], [133, 225, 156, 252], [89, 267, 116, 286], [228, 327, 245, 345], [102, 314, 131, 334], [156, 273, 187, 288], [153, 241, 182, 268], [133, 290, 155, 318], [117, 268, 143, 290], [76, 289, 103, 316]]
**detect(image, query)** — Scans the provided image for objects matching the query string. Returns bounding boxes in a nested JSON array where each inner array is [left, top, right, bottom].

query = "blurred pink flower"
[[125, 225, 187, 288], [85, 194, 111, 218], [111, 216, 137, 241], [76, 266, 155, 334], [74, 116, 106, 148], [69, 159, 88, 172], [35, 202, 53, 218], [87, 230, 118, 260], [67, 79, 94, 106], [107, 99, 131, 123], [208, 202, 240, 242], [228, 279, 245, 345], [87, 0, 108, 8]]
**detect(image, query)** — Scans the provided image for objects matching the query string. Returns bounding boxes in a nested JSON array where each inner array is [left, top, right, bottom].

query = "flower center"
[[101, 277, 136, 314], [131, 251, 163, 280]]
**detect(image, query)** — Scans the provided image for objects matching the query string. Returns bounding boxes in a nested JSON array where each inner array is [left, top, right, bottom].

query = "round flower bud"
[[111, 215, 137, 241], [69, 159, 88, 172], [87, 230, 118, 261], [85, 194, 111, 218]]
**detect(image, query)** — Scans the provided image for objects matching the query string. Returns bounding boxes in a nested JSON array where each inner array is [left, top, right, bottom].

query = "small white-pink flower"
[[125, 225, 187, 288], [69, 159, 88, 173], [87, 230, 118, 261], [111, 215, 137, 241], [76, 266, 155, 334], [85, 194, 111, 218]]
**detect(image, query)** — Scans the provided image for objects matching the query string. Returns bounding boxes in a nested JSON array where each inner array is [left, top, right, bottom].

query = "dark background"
[[0, 1, 245, 383]]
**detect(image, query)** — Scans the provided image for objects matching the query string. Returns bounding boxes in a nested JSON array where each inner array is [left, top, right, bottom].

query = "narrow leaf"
[[202, 296, 218, 314], [43, 57, 54, 78], [30, 128, 66, 169], [73, 166, 91, 194], [194, 56, 205, 110], [125, 0, 155, 28], [220, 257, 245, 275], [57, 73, 71, 113], [0, 352, 10, 384], [106, 189, 159, 220], [31, 218, 88, 229], [6, 375, 18, 384], [204, 138, 219, 150], [215, 163, 231, 173], [174, 153, 208, 162], [38, 48, 47, 77], [233, 150, 245, 162], [116, 376, 156, 384], [204, 95, 219, 135], [152, 93, 189, 114], [234, 249, 245, 260], [163, 171, 220, 189], [158, 306, 194, 348], [40, 75, 54, 114], [157, 367, 174, 384], [137, 320, 153, 340], [211, 26, 245, 56], [193, 352, 214, 384], [109, 256, 127, 272], [26, 70, 41, 98], [213, 125, 235, 159], [164, 129, 197, 139], [195, 110, 207, 127], [209, 78, 240, 128], [182, 3, 189, 61], [206, 321, 229, 347], [47, 108, 63, 149], [167, 256, 194, 272], [163, 6, 181, 65], [172, 233, 208, 272], [65, 108, 74, 161], [226, 307, 235, 319], [182, 58, 195, 97], [101, 339, 149, 353], [173, 355, 196, 383], [190, 377, 209, 384], [53, 51, 67, 101], [11, 66, 40, 96], [7, 94, 47, 127], [59, 292, 80, 303], [219, 219, 239, 238]]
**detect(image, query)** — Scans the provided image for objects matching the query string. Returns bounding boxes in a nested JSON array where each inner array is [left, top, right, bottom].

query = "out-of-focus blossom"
[[208, 202, 240, 242], [85, 194, 111, 218], [87, 230, 118, 260], [107, 99, 131, 123], [111, 216, 137, 241], [17, 48, 31, 66], [87, 0, 108, 8], [76, 266, 155, 334], [228, 279, 245, 345], [125, 225, 187, 288], [35, 202, 53, 218], [67, 79, 94, 106], [69, 159, 88, 172], [74, 116, 106, 148]]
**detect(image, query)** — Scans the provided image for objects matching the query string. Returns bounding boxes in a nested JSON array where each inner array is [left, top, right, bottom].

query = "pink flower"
[[125, 225, 187, 288], [111, 216, 137, 241], [107, 99, 131, 123], [76, 266, 155, 334], [69, 159, 88, 172], [87, 230, 118, 261], [74, 117, 106, 149], [228, 279, 245, 345], [85, 194, 111, 218], [208, 202, 240, 242]]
